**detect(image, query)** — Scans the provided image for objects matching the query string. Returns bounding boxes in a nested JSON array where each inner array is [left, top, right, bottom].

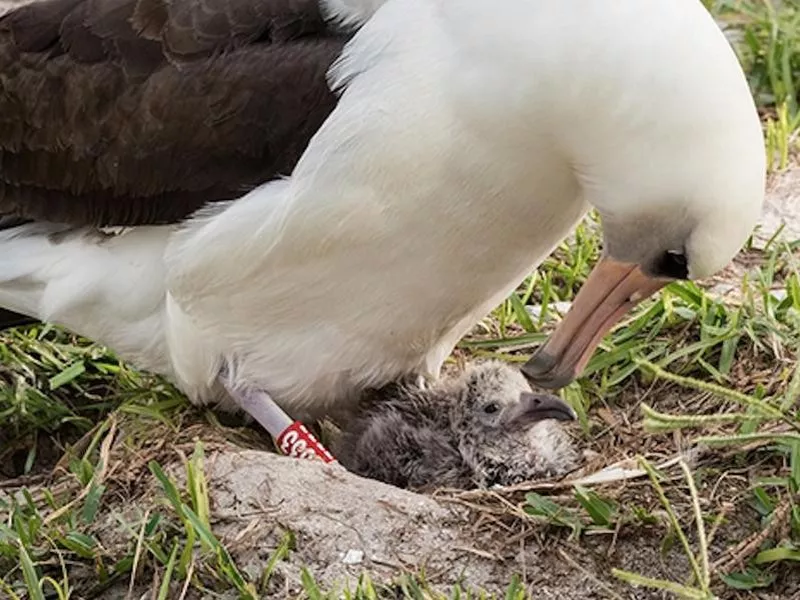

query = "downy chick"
[[333, 361, 579, 491]]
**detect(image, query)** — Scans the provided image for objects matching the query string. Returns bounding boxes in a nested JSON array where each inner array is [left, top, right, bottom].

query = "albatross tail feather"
[[0, 224, 172, 372], [0, 219, 40, 329]]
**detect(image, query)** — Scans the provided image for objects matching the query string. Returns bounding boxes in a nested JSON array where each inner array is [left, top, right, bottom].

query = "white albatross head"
[[503, 0, 769, 388]]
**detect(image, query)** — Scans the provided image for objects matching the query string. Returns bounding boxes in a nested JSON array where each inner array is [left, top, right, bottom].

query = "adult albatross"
[[0, 0, 765, 424]]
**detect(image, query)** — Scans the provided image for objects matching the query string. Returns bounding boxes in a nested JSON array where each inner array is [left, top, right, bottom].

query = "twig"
[[452, 545, 501, 561], [177, 559, 194, 600], [127, 509, 150, 600], [449, 446, 708, 500], [712, 498, 794, 574]]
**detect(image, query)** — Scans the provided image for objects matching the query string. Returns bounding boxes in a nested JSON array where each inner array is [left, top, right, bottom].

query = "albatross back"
[[0, 0, 347, 227]]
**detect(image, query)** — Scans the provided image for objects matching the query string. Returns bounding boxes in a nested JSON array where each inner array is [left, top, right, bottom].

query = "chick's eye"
[[654, 250, 689, 280], [483, 403, 500, 414]]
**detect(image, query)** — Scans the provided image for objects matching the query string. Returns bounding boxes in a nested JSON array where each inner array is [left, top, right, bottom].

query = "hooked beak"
[[521, 257, 671, 389], [503, 392, 576, 428]]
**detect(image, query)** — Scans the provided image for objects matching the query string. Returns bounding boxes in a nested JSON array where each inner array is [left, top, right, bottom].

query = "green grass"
[[2, 1, 800, 598], [709, 0, 800, 169]]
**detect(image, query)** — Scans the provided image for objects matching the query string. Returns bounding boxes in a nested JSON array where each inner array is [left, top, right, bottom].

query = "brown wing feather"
[[0, 0, 347, 226]]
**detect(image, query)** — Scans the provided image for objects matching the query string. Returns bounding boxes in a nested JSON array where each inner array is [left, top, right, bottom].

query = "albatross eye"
[[483, 402, 500, 415], [653, 250, 689, 280]]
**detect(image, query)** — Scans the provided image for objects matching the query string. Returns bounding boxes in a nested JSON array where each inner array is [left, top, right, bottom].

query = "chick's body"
[[333, 361, 579, 492]]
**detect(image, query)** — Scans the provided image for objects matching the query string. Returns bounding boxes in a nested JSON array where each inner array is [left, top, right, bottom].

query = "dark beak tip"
[[558, 406, 578, 422], [521, 348, 578, 389], [521, 349, 556, 376], [516, 392, 577, 424], [543, 402, 577, 422], [520, 359, 578, 390]]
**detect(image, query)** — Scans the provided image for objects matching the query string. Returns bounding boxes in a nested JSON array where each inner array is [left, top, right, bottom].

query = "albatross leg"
[[216, 370, 336, 464]]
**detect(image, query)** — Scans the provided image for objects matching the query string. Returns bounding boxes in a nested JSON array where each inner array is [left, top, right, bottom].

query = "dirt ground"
[[75, 444, 792, 600]]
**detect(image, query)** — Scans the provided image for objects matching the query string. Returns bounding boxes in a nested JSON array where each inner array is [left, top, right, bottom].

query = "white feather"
[[0, 0, 765, 420], [320, 0, 387, 29], [0, 226, 171, 375]]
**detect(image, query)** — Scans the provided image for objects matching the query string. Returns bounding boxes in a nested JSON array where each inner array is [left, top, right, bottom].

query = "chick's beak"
[[521, 257, 670, 389], [503, 392, 576, 429]]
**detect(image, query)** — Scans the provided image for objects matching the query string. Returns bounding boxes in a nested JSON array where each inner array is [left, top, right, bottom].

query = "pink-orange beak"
[[521, 257, 672, 388]]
